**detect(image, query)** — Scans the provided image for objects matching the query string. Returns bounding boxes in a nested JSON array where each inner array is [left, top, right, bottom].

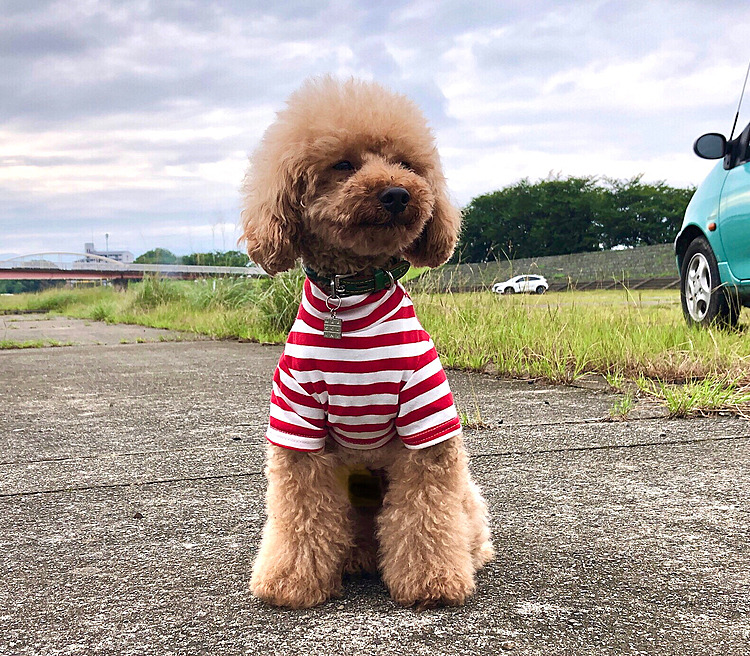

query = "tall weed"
[[254, 269, 305, 334], [131, 276, 186, 308]]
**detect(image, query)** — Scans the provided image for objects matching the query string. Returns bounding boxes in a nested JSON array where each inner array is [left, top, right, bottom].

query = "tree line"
[[134, 249, 250, 266], [455, 175, 695, 263]]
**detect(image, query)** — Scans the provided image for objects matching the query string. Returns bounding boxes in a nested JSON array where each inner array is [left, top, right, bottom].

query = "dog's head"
[[240, 77, 460, 275]]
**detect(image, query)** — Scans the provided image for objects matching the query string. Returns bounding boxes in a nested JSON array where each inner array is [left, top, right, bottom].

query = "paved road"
[[1, 317, 749, 655]]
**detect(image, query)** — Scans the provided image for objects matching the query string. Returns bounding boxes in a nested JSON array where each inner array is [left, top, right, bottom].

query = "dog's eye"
[[333, 161, 354, 171], [399, 161, 413, 171]]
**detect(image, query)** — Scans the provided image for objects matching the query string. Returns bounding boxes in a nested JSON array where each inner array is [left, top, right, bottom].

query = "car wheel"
[[536, 286, 546, 294], [680, 236, 739, 328], [503, 287, 515, 295]]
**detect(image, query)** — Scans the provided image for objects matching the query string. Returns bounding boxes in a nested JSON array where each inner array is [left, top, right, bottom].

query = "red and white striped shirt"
[[266, 278, 461, 452]]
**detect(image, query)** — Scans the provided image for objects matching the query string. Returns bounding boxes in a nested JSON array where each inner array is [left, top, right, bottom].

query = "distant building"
[[83, 242, 134, 264]]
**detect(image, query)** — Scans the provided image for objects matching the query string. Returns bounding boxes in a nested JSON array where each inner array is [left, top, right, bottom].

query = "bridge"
[[0, 252, 266, 281]]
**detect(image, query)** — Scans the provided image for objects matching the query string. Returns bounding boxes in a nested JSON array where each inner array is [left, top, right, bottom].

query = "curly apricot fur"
[[242, 78, 492, 609]]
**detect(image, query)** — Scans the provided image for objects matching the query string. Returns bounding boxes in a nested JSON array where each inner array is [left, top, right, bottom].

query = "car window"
[[741, 123, 750, 165], [726, 122, 750, 168]]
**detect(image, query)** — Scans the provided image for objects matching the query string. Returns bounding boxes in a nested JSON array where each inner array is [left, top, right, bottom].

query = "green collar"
[[303, 260, 411, 297]]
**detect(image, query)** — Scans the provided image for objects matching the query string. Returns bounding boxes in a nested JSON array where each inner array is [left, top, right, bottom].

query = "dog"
[[241, 77, 493, 609]]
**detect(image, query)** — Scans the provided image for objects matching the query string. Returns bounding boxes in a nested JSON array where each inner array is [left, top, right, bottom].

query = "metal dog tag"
[[324, 290, 343, 339], [324, 314, 342, 339]]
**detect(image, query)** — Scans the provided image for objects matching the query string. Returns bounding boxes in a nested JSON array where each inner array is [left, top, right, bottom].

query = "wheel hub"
[[685, 252, 712, 322]]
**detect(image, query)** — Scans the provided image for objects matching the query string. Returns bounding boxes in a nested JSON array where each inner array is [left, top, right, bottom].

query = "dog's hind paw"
[[342, 546, 378, 577], [472, 539, 495, 570]]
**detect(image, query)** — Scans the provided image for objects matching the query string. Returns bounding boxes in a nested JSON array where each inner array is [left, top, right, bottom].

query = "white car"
[[492, 274, 549, 295]]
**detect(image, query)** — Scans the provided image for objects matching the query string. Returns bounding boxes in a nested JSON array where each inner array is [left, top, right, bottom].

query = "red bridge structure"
[[0, 252, 266, 282]]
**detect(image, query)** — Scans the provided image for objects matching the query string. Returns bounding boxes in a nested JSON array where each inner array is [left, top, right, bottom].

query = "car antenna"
[[728, 60, 750, 142]]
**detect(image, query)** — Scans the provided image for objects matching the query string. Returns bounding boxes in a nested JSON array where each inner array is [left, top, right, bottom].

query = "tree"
[[181, 250, 250, 267], [456, 176, 607, 262], [455, 174, 695, 262], [134, 248, 179, 264], [600, 176, 696, 249]]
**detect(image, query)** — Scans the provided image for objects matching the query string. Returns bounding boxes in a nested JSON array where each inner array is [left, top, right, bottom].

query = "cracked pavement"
[[1, 316, 749, 655]]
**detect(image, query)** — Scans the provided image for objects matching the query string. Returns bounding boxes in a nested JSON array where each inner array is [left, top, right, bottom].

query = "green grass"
[[0, 273, 305, 344], [401, 266, 429, 282], [457, 405, 489, 429], [636, 375, 750, 418], [609, 391, 635, 419], [416, 289, 750, 384], [0, 339, 73, 349], [3, 274, 750, 415]]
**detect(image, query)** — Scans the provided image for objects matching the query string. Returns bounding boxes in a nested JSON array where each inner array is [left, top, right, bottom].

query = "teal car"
[[676, 119, 750, 326]]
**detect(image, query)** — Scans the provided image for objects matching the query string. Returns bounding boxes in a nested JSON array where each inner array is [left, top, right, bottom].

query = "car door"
[[719, 122, 750, 280]]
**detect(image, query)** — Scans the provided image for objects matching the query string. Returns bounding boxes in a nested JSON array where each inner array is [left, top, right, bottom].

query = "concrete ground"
[[1, 315, 749, 655], [1, 314, 189, 346]]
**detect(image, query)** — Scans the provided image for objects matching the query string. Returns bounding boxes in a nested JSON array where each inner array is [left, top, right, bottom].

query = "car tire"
[[503, 287, 515, 295], [536, 286, 546, 294], [680, 236, 739, 328]]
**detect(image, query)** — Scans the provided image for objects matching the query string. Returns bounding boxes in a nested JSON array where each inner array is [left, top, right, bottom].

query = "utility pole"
[[105, 233, 109, 255]]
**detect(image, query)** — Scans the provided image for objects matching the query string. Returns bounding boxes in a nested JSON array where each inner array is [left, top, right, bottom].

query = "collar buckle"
[[332, 272, 357, 296]]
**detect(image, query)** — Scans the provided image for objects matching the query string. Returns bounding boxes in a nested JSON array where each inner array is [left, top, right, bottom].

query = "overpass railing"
[[0, 253, 266, 277]]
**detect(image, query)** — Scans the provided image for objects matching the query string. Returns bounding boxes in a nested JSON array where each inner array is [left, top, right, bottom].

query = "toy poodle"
[[241, 77, 493, 609]]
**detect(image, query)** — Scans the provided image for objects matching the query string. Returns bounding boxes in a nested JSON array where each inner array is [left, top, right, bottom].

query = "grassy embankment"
[[2, 272, 750, 417], [0, 274, 302, 344]]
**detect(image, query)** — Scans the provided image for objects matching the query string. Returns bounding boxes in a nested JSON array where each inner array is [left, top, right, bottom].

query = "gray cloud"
[[1, 0, 749, 257], [0, 26, 90, 57]]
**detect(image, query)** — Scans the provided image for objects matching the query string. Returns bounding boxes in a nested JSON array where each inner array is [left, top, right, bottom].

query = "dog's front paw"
[[250, 565, 340, 609], [385, 565, 476, 610]]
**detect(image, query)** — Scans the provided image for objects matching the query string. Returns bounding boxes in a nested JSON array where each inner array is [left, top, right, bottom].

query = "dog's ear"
[[404, 175, 461, 268], [240, 152, 304, 276]]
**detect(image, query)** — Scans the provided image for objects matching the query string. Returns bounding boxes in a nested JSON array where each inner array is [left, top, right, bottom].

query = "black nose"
[[378, 186, 410, 215]]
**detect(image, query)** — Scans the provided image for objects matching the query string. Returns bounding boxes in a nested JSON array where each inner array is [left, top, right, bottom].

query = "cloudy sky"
[[1, 0, 749, 258]]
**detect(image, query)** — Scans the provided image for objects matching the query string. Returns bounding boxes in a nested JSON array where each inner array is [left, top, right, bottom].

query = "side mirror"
[[693, 133, 727, 159]]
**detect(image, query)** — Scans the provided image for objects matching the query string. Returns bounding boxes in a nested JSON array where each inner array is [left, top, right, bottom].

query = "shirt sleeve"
[[266, 355, 328, 452], [395, 346, 461, 449]]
